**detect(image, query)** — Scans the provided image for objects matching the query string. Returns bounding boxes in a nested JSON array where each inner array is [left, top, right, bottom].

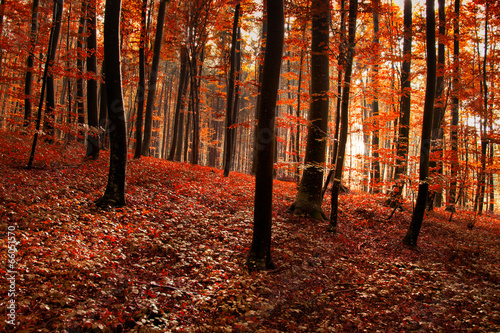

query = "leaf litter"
[[0, 131, 499, 332]]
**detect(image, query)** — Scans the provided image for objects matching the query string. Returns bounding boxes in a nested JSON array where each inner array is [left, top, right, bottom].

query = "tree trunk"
[[27, 0, 63, 169], [76, 3, 87, 141], [23, 0, 40, 126], [223, 1, 240, 177], [168, 46, 189, 162], [386, 0, 412, 207], [43, 0, 64, 143], [475, 2, 488, 216], [370, 0, 381, 193], [96, 0, 127, 208], [141, 0, 168, 156], [247, 0, 283, 272], [447, 0, 460, 211], [403, 0, 436, 247], [289, 0, 330, 221], [328, 0, 358, 232], [86, 0, 99, 159], [428, 0, 446, 210], [134, 0, 148, 159]]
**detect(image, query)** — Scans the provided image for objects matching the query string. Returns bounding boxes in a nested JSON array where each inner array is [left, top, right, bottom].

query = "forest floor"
[[0, 131, 499, 333]]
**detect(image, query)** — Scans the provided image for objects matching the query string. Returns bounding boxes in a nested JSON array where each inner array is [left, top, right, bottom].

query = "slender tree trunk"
[[247, 0, 283, 272], [289, 0, 330, 221], [168, 46, 189, 161], [96, 0, 127, 208], [43, 0, 64, 143], [403, 0, 436, 247], [371, 0, 381, 193], [447, 0, 460, 211], [294, 23, 306, 183], [24, 0, 40, 126], [428, 0, 446, 210], [386, 0, 412, 207], [134, 0, 147, 159], [86, 0, 99, 159], [141, 0, 168, 156], [27, 0, 64, 169], [475, 2, 488, 216], [322, 0, 346, 199], [328, 0, 358, 232], [76, 3, 87, 141], [223, 1, 240, 177]]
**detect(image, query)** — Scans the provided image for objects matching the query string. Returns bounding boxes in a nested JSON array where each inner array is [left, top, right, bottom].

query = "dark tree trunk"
[[294, 23, 306, 184], [76, 3, 87, 141], [428, 0, 446, 210], [447, 0, 460, 211], [86, 0, 99, 159], [134, 0, 147, 159], [475, 3, 488, 216], [403, 0, 436, 247], [43, 0, 64, 143], [328, 0, 358, 232], [322, 0, 346, 199], [141, 0, 168, 156], [27, 0, 63, 169], [223, 1, 240, 177], [289, 0, 330, 221], [251, 9, 267, 176], [247, 0, 284, 272], [370, 0, 381, 193], [386, 0, 412, 207], [168, 46, 189, 162], [96, 0, 127, 208], [23, 0, 40, 126]]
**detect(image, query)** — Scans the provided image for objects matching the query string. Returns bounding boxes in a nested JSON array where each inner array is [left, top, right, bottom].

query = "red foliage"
[[0, 130, 499, 332]]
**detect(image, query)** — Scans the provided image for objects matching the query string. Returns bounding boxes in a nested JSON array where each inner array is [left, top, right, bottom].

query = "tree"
[[27, 0, 64, 169], [86, 0, 100, 159], [288, 0, 330, 221], [447, 0, 460, 212], [43, 0, 64, 143], [247, 0, 284, 272], [133, 0, 148, 159], [223, 1, 241, 177], [328, 0, 358, 232], [23, 0, 40, 126], [141, 0, 169, 156], [386, 0, 412, 208], [168, 46, 190, 162], [370, 0, 381, 193], [96, 0, 127, 208], [402, 0, 436, 247], [428, 0, 446, 210]]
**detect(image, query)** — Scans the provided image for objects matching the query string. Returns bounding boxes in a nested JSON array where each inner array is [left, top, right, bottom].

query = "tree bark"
[[168, 46, 189, 162], [86, 0, 99, 159], [447, 0, 460, 212], [370, 0, 381, 193], [43, 0, 64, 143], [386, 0, 412, 207], [403, 0, 436, 247], [23, 0, 40, 126], [247, 0, 284, 272], [96, 0, 127, 208], [328, 0, 358, 232], [141, 0, 168, 156], [223, 1, 241, 177], [134, 0, 148, 159], [289, 0, 330, 221], [428, 0, 446, 210]]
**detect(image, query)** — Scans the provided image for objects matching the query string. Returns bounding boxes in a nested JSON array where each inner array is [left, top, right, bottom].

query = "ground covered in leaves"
[[1, 131, 499, 332]]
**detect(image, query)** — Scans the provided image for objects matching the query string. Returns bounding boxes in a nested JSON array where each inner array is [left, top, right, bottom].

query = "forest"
[[0, 0, 499, 331]]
